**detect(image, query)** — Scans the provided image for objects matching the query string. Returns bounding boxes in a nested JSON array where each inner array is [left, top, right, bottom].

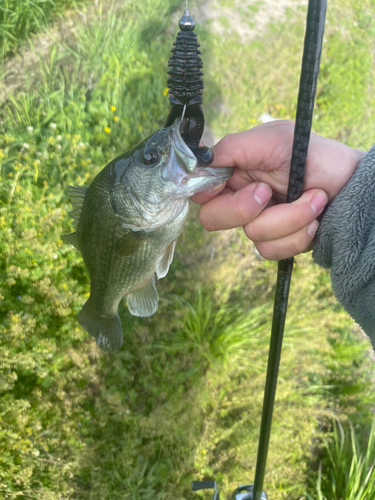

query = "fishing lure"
[[165, 9, 213, 167]]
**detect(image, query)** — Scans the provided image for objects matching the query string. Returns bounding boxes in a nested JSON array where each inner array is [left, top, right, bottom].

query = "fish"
[[63, 118, 233, 352]]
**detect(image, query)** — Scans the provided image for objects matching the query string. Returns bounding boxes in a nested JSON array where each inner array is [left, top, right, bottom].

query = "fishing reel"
[[192, 481, 268, 500]]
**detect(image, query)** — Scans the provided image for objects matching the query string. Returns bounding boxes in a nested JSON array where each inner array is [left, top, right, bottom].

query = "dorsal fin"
[[62, 231, 81, 252], [67, 185, 87, 197], [66, 185, 87, 229]]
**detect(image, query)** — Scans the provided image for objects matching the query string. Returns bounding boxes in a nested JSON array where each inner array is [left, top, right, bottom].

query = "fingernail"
[[308, 219, 319, 237], [254, 183, 272, 205], [207, 181, 225, 193], [311, 192, 328, 215]]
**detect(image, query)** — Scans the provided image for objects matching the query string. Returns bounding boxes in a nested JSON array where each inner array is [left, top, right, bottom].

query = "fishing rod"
[[253, 1, 327, 497], [165, 1, 327, 497]]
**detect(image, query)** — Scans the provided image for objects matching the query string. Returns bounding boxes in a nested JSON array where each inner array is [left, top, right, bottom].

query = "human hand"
[[191, 120, 366, 260]]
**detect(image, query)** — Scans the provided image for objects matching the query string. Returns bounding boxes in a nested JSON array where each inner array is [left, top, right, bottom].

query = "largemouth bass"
[[63, 118, 233, 352]]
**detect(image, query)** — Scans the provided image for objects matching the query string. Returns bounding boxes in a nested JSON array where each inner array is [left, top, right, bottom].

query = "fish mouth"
[[120, 118, 233, 233], [170, 117, 197, 174], [169, 117, 234, 197]]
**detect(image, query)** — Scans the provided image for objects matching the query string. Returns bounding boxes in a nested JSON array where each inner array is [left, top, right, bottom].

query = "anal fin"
[[127, 277, 158, 317]]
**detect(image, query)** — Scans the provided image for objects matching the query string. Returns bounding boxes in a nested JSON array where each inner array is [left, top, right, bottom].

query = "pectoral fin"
[[156, 240, 176, 279], [127, 277, 159, 317], [116, 231, 147, 256]]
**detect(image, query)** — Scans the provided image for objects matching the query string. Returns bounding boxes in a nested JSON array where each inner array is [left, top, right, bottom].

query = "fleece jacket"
[[313, 144, 375, 348]]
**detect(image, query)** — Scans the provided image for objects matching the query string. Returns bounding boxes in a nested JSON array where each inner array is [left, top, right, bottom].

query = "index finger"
[[210, 120, 294, 171], [190, 120, 295, 205]]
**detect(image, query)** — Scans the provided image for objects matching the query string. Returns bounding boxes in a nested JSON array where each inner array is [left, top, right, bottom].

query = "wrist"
[[341, 147, 367, 193], [352, 148, 367, 170], [327, 145, 367, 201]]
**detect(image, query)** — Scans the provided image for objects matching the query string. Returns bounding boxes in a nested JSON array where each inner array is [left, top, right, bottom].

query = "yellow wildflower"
[[113, 116, 119, 122], [163, 87, 169, 96], [110, 106, 116, 112], [137, 125, 142, 132], [104, 127, 111, 134]]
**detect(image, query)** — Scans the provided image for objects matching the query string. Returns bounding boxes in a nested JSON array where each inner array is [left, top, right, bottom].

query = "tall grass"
[[306, 420, 375, 500], [154, 290, 273, 367], [0, 0, 86, 58]]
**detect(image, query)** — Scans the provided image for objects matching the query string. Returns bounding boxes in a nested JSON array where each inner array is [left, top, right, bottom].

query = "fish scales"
[[79, 173, 186, 313], [63, 118, 233, 352]]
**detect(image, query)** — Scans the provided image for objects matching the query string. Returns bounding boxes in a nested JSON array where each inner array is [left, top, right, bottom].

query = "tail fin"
[[78, 299, 123, 352]]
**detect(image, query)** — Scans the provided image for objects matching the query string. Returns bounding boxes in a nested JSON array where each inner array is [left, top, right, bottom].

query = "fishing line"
[[181, 104, 187, 123]]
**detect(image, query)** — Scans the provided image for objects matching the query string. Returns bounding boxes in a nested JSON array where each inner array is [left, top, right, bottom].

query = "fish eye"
[[142, 147, 160, 165]]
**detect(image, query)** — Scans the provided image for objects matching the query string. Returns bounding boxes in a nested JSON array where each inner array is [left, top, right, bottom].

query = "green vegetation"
[[0, 0, 375, 499], [307, 420, 375, 500], [202, 0, 375, 151], [0, 0, 87, 57]]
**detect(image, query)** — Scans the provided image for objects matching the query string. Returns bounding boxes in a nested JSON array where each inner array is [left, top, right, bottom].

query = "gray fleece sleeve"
[[312, 144, 375, 347]]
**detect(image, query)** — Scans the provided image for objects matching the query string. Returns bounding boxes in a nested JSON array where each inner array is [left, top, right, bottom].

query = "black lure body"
[[165, 9, 213, 167]]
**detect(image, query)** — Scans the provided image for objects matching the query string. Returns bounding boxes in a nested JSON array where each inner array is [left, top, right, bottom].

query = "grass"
[[0, 0, 88, 58], [200, 0, 375, 150], [0, 0, 374, 498], [306, 419, 375, 500]]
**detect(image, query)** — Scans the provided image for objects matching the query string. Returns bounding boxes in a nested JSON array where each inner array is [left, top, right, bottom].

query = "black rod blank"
[[252, 1, 327, 499]]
